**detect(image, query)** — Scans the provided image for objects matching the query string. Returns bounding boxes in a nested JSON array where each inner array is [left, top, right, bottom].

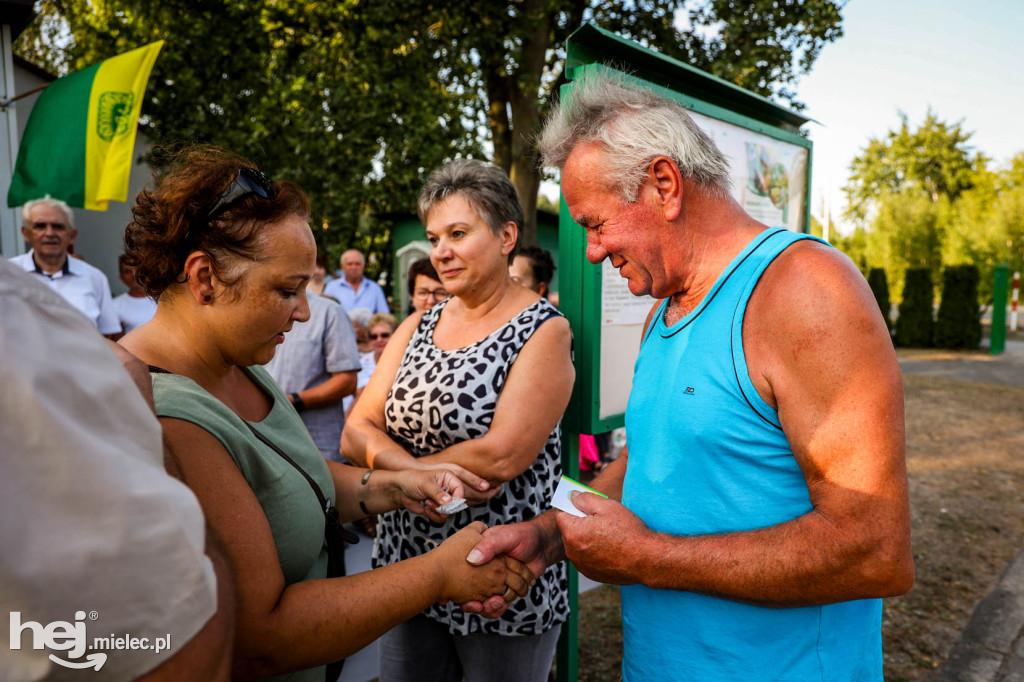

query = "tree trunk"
[[504, 0, 551, 247], [486, 70, 512, 174]]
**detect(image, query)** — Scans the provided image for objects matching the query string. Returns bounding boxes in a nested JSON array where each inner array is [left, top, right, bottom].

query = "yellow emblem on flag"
[[84, 41, 163, 210], [96, 92, 135, 142]]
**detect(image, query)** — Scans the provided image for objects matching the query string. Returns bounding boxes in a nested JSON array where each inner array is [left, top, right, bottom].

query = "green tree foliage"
[[934, 265, 982, 350], [844, 110, 984, 225], [414, 0, 844, 243], [867, 267, 892, 332], [16, 0, 483, 285], [835, 114, 1023, 345], [895, 268, 933, 348], [863, 189, 950, 302], [17, 0, 845, 264]]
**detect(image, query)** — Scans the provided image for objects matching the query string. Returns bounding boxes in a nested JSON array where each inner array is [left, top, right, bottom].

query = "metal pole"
[[0, 81, 47, 109], [991, 265, 1009, 355], [1, 22, 24, 257], [1011, 271, 1019, 332]]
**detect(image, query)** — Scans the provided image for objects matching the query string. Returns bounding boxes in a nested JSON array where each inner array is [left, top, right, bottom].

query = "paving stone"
[[941, 646, 1004, 682], [1000, 655, 1024, 682]]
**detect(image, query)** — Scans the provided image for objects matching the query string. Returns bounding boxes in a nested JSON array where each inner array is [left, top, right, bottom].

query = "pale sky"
[[798, 0, 1024, 234]]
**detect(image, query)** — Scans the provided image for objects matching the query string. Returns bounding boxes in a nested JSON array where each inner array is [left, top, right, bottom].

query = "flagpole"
[[0, 82, 48, 110]]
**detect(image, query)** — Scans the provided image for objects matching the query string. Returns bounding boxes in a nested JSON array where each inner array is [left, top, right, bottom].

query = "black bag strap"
[[148, 364, 357, 545], [240, 420, 359, 546]]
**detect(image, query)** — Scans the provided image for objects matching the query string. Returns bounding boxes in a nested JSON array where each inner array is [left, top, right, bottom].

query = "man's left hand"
[[555, 491, 650, 585]]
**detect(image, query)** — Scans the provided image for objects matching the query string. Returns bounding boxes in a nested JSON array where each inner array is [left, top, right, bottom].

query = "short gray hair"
[[538, 70, 731, 201], [21, 195, 75, 230], [417, 158, 523, 264]]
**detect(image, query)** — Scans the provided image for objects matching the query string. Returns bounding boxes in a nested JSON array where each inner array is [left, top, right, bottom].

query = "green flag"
[[7, 41, 163, 210]]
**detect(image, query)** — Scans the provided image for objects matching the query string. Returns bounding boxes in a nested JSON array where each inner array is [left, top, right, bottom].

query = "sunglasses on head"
[[206, 166, 278, 222]]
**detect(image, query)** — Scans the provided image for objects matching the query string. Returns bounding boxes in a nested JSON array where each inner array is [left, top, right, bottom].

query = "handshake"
[[390, 466, 631, 617]]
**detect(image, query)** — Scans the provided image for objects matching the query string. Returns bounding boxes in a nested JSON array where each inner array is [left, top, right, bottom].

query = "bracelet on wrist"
[[289, 392, 306, 413], [359, 468, 373, 516]]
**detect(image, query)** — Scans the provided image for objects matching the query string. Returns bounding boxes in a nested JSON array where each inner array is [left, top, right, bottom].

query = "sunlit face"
[[561, 141, 669, 298], [214, 214, 315, 366], [341, 250, 365, 283], [411, 273, 449, 312], [369, 321, 394, 354], [425, 193, 515, 298], [509, 255, 540, 294], [22, 205, 76, 261]]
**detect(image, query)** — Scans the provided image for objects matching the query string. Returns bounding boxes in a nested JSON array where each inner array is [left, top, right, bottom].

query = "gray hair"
[[538, 70, 731, 201], [21, 195, 75, 230], [417, 158, 523, 264]]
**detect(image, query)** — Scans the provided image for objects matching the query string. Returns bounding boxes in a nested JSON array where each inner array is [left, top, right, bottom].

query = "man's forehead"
[[29, 205, 69, 223]]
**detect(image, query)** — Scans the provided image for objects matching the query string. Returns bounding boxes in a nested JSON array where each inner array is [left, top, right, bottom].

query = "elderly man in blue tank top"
[[463, 71, 914, 681]]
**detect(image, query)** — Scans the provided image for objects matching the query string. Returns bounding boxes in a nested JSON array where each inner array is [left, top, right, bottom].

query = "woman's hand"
[[430, 522, 535, 605], [393, 467, 497, 523]]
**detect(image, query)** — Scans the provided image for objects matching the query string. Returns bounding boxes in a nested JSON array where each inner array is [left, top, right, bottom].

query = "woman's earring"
[[204, 295, 212, 303]]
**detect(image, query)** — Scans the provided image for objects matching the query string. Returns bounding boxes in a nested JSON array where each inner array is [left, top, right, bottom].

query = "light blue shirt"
[[622, 229, 881, 681], [322, 276, 389, 314]]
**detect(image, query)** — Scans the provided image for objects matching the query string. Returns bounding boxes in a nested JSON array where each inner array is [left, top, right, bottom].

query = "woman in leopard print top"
[[343, 159, 575, 682]]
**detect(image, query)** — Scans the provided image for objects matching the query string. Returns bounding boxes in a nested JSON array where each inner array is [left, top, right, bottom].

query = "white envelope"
[[551, 476, 608, 517]]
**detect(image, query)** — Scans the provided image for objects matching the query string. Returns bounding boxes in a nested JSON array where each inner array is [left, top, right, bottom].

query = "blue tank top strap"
[[729, 229, 830, 429]]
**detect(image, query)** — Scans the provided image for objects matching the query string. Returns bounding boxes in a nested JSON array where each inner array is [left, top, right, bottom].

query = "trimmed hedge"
[[867, 268, 892, 331], [934, 265, 982, 350], [896, 268, 934, 348]]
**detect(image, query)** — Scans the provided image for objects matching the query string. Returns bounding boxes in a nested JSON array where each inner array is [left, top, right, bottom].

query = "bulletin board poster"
[[594, 108, 809, 422], [689, 110, 808, 232]]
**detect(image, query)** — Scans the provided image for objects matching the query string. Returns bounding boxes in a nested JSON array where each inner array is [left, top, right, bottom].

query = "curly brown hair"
[[123, 145, 311, 299]]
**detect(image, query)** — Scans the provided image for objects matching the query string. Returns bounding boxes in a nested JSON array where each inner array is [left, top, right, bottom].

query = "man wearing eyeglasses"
[[324, 248, 390, 315], [9, 196, 120, 338]]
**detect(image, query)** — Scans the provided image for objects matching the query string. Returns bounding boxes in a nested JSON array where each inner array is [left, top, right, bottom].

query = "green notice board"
[[558, 24, 814, 436]]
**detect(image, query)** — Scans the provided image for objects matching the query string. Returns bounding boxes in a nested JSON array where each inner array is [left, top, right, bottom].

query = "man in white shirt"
[[113, 254, 158, 334], [9, 196, 120, 337], [323, 248, 390, 314]]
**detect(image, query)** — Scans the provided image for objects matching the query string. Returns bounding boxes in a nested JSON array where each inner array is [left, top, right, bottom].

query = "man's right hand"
[[460, 514, 564, 618]]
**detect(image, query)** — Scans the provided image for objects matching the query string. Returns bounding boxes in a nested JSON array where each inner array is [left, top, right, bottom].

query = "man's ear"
[[648, 156, 683, 222], [183, 251, 217, 304]]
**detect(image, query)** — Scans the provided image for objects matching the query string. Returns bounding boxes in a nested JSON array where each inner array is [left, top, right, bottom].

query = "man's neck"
[[347, 276, 362, 291], [663, 195, 768, 324], [32, 250, 69, 276]]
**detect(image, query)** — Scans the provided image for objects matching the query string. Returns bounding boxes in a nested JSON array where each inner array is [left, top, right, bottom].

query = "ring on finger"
[[502, 585, 515, 600]]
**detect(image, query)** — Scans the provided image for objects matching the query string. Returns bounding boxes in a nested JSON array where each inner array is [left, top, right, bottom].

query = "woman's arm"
[[162, 417, 527, 680], [288, 370, 357, 410], [342, 312, 437, 470], [355, 316, 574, 484], [327, 462, 491, 524]]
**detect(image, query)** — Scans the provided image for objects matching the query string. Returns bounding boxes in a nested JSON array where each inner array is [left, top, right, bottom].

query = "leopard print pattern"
[[372, 298, 569, 635]]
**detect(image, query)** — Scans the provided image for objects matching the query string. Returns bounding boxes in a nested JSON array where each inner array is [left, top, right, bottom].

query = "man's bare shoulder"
[[752, 239, 879, 327], [744, 239, 895, 407]]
